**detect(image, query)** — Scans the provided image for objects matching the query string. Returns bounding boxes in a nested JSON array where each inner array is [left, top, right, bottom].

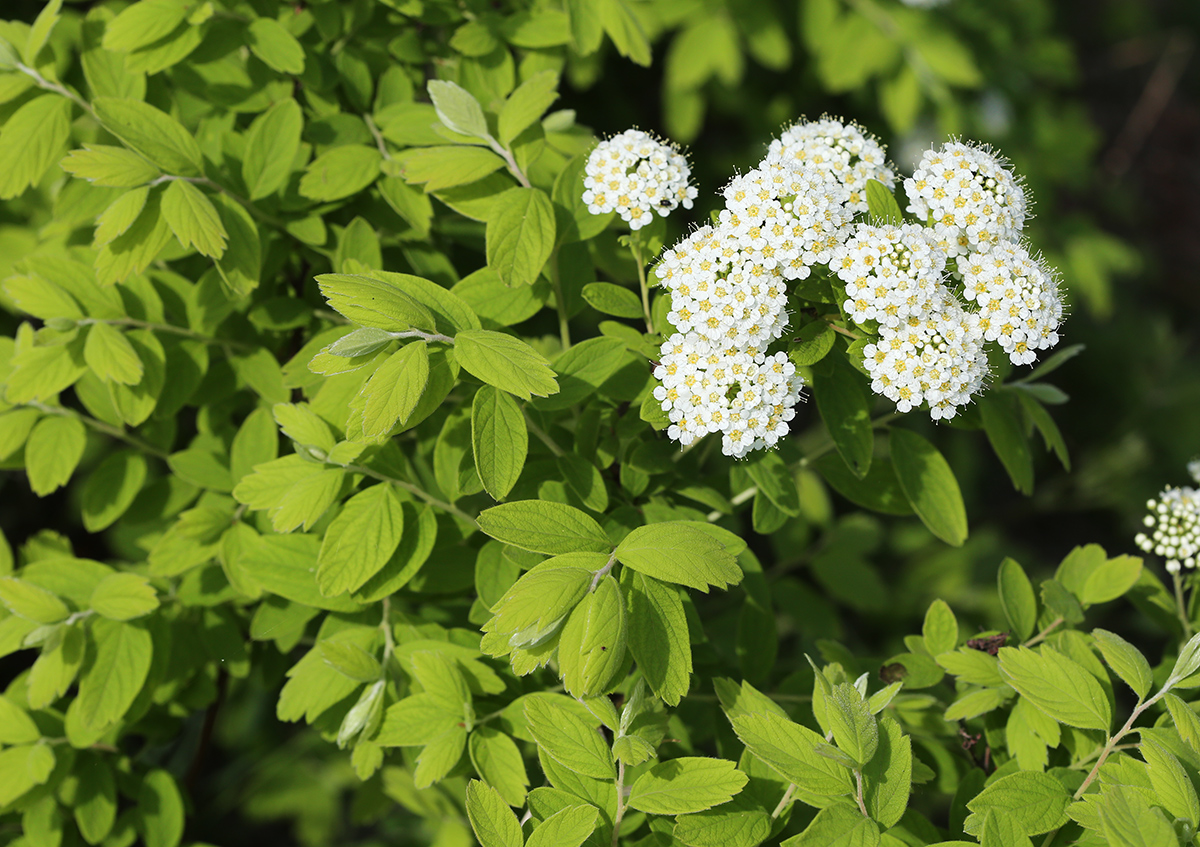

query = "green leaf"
[[456, 329, 559, 399], [3, 274, 83, 321], [862, 715, 912, 829], [482, 559, 597, 648], [25, 414, 86, 496], [814, 452, 912, 516], [935, 649, 1004, 687], [233, 456, 345, 533], [80, 449, 147, 532], [997, 646, 1111, 731], [0, 573, 68, 619], [558, 574, 626, 697], [428, 79, 490, 139], [526, 804, 599, 847], [478, 501, 609, 555], [138, 769, 184, 847], [598, 0, 651, 66], [300, 145, 382, 202], [72, 753, 117, 843], [317, 484, 405, 596], [782, 803, 880, 847], [744, 449, 801, 516], [628, 758, 747, 815], [0, 744, 55, 806], [316, 273, 435, 332], [979, 394, 1034, 494], [1079, 555, 1143, 606], [319, 639, 381, 683], [472, 385, 527, 501], [359, 342, 430, 438], [274, 403, 335, 452], [499, 70, 559, 146], [466, 780, 523, 847], [671, 796, 772, 847], [469, 726, 529, 807], [93, 98, 204, 177], [84, 322, 144, 385], [997, 557, 1037, 642], [486, 188, 556, 288], [1092, 628, 1152, 700], [1164, 693, 1200, 751], [626, 571, 692, 706], [0, 96, 72, 199], [615, 522, 742, 593], [61, 144, 161, 188], [889, 428, 968, 546], [922, 599, 958, 655], [102, 0, 188, 52], [89, 573, 158, 620], [866, 179, 902, 225], [963, 771, 1071, 837], [828, 683, 878, 766], [0, 696, 39, 744], [25, 0, 64, 62], [242, 98, 303, 200], [557, 454, 608, 512], [535, 336, 628, 410], [524, 696, 614, 779], [377, 693, 460, 746], [727, 711, 853, 796], [92, 184, 145, 244], [246, 17, 305, 74], [582, 282, 643, 319], [1016, 392, 1070, 470], [1140, 735, 1200, 827], [1168, 631, 1200, 684], [161, 180, 227, 258], [1098, 783, 1178, 847], [399, 145, 506, 191], [76, 618, 152, 729]]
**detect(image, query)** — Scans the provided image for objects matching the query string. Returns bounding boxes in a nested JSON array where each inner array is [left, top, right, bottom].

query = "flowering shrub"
[[0, 2, 1194, 847]]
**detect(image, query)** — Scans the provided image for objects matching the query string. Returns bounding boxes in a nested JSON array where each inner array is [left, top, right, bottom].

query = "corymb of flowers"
[[1136, 461, 1200, 575], [582, 118, 1066, 458]]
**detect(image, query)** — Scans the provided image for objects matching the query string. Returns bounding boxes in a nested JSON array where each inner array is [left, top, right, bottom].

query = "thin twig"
[[28, 402, 170, 460], [523, 410, 565, 457], [771, 784, 797, 819], [1023, 617, 1064, 648]]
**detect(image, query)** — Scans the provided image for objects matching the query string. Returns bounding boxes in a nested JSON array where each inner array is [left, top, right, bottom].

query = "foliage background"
[[1, 0, 1199, 845]]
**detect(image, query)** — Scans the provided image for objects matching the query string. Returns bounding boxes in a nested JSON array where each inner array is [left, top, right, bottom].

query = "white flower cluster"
[[765, 119, 895, 214], [1136, 479, 1200, 575], [834, 225, 989, 418], [582, 129, 697, 230], [904, 142, 1027, 258], [652, 155, 850, 457], [957, 241, 1062, 365]]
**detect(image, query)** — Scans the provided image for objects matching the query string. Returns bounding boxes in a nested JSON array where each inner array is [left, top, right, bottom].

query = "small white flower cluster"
[[765, 119, 895, 215], [1136, 480, 1200, 575], [957, 241, 1062, 365], [904, 141, 1027, 258], [582, 129, 697, 230], [834, 225, 989, 418]]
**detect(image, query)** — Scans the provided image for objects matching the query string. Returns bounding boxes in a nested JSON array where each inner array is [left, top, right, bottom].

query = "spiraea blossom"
[[582, 129, 697, 230], [765, 118, 895, 214], [957, 241, 1063, 365], [1135, 467, 1200, 574], [904, 142, 1027, 257]]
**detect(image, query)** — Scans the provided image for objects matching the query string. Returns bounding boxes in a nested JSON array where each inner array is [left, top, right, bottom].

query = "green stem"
[[486, 136, 532, 188], [853, 768, 868, 816], [1173, 572, 1193, 639], [28, 401, 170, 460], [589, 552, 618, 592], [365, 115, 393, 162], [343, 462, 478, 527], [15, 62, 95, 117], [523, 410, 565, 457], [631, 234, 653, 333], [611, 759, 627, 847], [1074, 688, 1169, 801], [549, 247, 571, 349]]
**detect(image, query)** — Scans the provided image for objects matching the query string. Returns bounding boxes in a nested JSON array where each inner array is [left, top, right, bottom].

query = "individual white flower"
[[582, 129, 697, 230], [1136, 482, 1200, 574], [904, 141, 1027, 257], [957, 240, 1063, 366], [764, 118, 895, 215]]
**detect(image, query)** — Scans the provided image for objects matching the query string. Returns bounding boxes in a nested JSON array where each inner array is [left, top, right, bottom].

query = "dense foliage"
[[1, 1, 1198, 847]]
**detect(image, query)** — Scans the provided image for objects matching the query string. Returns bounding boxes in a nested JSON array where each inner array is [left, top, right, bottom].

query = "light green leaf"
[[1140, 736, 1200, 828], [0, 745, 55, 806], [243, 98, 303, 200], [0, 576, 67, 623], [782, 804, 880, 847], [316, 273, 435, 332], [671, 796, 772, 847], [526, 804, 598, 847], [582, 282, 643, 319], [615, 521, 741, 593], [102, 0, 188, 52], [744, 449, 801, 516], [0, 96, 72, 199], [300, 145, 382, 201], [377, 693, 459, 746], [2, 274, 82, 321], [230, 406, 277, 485], [1169, 631, 1200, 685], [499, 70, 559, 146], [161, 179, 227, 258], [93, 97, 203, 177], [319, 640, 381, 682], [472, 385, 527, 501], [359, 342, 430, 438], [558, 574, 626, 697], [998, 645, 1110, 731], [466, 779, 523, 847], [61, 144, 161, 188], [482, 560, 597, 647], [273, 402, 335, 452], [325, 327, 394, 359], [76, 618, 152, 729], [94, 186, 148, 247], [89, 573, 158, 620], [81, 450, 147, 532], [628, 758, 748, 815], [626, 571, 691, 706], [317, 484, 405, 596], [828, 683, 878, 766], [24, 414, 86, 496], [0, 696, 39, 744], [138, 769, 184, 847], [246, 17, 305, 74], [922, 599, 958, 655], [1098, 783, 1177, 847], [72, 754, 116, 844], [727, 711, 853, 796], [997, 557, 1037, 642], [428, 79, 490, 139], [1164, 693, 1200, 751], [890, 428, 968, 547], [399, 145, 506, 191], [1079, 555, 1142, 606], [1092, 628, 1152, 700], [84, 322, 144, 385], [598, 0, 651, 66], [979, 394, 1034, 495], [456, 328, 558, 399], [863, 715, 912, 829], [25, 0, 64, 62], [469, 726, 529, 807], [524, 696, 614, 779], [963, 771, 1071, 837], [866, 179, 903, 225], [486, 188, 556, 288]]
